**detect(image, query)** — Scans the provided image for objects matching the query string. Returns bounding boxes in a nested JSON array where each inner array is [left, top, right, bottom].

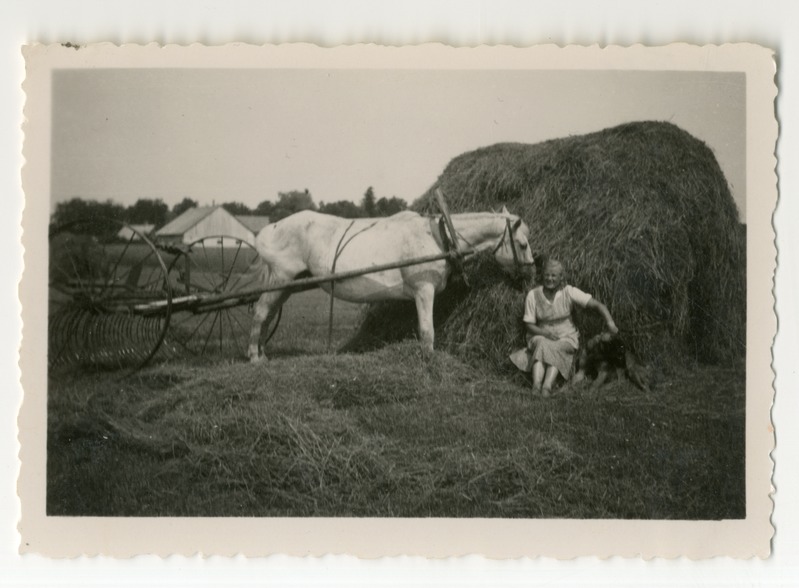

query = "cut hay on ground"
[[346, 121, 746, 372]]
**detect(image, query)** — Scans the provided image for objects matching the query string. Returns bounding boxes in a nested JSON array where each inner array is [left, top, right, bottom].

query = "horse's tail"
[[253, 256, 271, 288]]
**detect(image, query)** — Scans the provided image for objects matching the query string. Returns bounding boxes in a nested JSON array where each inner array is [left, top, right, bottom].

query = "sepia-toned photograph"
[[18, 43, 776, 558]]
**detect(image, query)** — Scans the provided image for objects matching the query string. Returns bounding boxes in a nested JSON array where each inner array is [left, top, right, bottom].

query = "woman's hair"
[[544, 259, 565, 276]]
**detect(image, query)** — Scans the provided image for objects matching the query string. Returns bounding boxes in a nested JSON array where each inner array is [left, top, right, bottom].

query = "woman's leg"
[[542, 365, 560, 398], [532, 360, 545, 393]]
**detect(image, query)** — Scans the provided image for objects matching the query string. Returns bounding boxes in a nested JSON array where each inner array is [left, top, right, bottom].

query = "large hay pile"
[[346, 121, 746, 371]]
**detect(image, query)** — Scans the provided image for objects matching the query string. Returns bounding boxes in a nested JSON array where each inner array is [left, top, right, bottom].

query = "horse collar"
[[437, 216, 468, 279], [438, 216, 454, 253]]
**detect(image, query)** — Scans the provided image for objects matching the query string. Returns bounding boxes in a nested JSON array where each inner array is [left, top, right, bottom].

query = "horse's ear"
[[500, 205, 510, 215]]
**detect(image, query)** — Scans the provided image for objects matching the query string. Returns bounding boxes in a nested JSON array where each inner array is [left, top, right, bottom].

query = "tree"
[[361, 186, 377, 217], [375, 196, 408, 216], [254, 200, 274, 216], [171, 197, 198, 218], [319, 200, 362, 218], [270, 189, 316, 222], [51, 197, 126, 235], [221, 201, 252, 216], [125, 198, 169, 227]]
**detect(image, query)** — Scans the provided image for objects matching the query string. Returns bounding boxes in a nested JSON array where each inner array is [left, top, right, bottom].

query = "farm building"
[[154, 206, 270, 247], [116, 224, 154, 241]]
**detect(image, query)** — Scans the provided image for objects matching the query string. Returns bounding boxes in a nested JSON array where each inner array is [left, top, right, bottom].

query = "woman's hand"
[[546, 332, 559, 341], [588, 299, 620, 336]]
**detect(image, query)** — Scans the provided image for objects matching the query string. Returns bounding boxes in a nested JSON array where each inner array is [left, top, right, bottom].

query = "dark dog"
[[573, 333, 652, 393]]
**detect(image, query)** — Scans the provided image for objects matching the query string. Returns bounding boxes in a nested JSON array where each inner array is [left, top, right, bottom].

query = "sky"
[[50, 68, 746, 221]]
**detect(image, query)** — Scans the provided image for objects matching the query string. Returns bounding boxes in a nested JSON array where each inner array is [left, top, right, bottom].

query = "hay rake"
[[49, 218, 175, 372], [48, 208, 477, 374]]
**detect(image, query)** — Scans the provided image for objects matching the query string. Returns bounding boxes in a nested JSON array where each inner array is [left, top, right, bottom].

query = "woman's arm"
[[525, 322, 559, 341], [586, 298, 619, 334]]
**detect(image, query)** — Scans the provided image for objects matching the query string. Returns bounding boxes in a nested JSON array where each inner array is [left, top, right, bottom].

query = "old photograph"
[[18, 43, 776, 557]]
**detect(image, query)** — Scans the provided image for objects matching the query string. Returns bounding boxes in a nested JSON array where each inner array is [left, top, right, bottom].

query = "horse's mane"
[[451, 211, 518, 221]]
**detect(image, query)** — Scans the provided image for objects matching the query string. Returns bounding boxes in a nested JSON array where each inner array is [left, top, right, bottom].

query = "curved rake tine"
[[262, 306, 283, 347], [49, 309, 80, 368]]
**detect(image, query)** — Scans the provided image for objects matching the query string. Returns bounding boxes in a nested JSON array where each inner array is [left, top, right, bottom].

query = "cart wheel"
[[165, 235, 265, 361], [48, 218, 172, 373]]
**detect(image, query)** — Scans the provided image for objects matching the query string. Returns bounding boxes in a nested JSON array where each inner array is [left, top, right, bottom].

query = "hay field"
[[47, 290, 745, 519]]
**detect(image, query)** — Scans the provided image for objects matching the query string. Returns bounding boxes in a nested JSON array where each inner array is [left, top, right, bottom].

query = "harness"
[[437, 216, 468, 281], [491, 218, 523, 270], [439, 215, 529, 283]]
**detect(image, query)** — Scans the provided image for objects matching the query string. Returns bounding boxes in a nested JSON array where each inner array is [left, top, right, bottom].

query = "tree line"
[[51, 186, 407, 229]]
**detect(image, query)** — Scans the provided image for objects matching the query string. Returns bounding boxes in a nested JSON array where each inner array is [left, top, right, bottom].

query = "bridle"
[[492, 217, 531, 275], [440, 214, 534, 282]]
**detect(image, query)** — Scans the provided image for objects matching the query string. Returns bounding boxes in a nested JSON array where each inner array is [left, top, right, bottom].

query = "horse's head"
[[492, 206, 536, 278]]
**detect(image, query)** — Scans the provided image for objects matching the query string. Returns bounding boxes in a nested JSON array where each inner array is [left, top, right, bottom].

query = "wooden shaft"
[[133, 248, 474, 314]]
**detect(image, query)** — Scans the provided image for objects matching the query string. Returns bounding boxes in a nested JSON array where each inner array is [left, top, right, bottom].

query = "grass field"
[[47, 289, 746, 519]]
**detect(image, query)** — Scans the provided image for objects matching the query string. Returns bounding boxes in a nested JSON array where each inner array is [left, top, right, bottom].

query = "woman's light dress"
[[517, 285, 592, 378]]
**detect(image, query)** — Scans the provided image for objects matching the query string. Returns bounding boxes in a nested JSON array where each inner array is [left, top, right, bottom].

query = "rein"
[[327, 220, 379, 351]]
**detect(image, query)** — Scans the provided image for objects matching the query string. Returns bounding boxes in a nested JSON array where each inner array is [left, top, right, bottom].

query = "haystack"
[[346, 121, 746, 371]]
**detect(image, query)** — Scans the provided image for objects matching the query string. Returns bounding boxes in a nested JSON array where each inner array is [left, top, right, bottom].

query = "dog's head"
[[587, 332, 627, 363]]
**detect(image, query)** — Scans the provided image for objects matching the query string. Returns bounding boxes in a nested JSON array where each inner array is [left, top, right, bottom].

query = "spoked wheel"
[[165, 235, 265, 361], [48, 218, 172, 373]]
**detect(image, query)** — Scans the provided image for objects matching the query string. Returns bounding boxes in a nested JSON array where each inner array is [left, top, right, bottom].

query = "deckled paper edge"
[[17, 42, 777, 559]]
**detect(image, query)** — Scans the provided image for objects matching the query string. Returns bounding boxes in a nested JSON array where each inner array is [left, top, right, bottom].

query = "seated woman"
[[512, 259, 618, 398]]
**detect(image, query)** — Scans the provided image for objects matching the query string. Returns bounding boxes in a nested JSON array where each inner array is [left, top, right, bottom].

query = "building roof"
[[155, 206, 272, 238], [155, 206, 217, 236], [235, 215, 271, 234]]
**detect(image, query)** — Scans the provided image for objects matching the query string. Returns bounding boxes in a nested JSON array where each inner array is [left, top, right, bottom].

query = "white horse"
[[248, 207, 534, 362]]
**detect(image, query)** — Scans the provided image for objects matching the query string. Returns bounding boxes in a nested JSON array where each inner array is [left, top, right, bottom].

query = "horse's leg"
[[248, 289, 291, 363], [413, 282, 436, 354]]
